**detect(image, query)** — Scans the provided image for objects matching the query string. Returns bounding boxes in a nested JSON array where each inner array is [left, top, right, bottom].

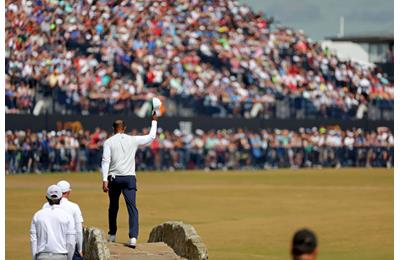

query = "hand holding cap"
[[152, 97, 162, 117]]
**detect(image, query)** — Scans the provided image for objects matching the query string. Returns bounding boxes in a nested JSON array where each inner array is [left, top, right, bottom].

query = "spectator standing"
[[4, 126, 394, 172]]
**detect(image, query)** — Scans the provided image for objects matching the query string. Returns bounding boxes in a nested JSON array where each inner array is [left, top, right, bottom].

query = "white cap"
[[47, 185, 62, 199], [57, 180, 71, 193], [152, 97, 162, 116]]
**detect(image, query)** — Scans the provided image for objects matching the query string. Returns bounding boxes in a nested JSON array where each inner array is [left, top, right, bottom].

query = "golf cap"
[[152, 97, 162, 116], [57, 180, 71, 193], [292, 228, 317, 256], [46, 185, 62, 199]]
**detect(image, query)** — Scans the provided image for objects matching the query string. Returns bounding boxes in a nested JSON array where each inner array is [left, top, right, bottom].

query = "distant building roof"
[[325, 32, 393, 43]]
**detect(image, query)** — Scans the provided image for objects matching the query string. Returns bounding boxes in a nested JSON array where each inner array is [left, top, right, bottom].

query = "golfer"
[[30, 185, 76, 260], [101, 112, 158, 246], [43, 180, 84, 259]]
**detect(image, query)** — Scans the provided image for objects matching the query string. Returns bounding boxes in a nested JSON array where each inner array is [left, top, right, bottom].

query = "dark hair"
[[112, 120, 126, 131], [46, 196, 61, 205], [292, 228, 317, 256]]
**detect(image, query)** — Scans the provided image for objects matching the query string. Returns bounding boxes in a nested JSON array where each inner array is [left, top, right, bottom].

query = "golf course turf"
[[6, 168, 393, 259]]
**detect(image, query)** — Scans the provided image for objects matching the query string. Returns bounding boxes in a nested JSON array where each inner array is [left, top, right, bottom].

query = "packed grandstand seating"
[[5, 0, 394, 119], [5, 126, 393, 173]]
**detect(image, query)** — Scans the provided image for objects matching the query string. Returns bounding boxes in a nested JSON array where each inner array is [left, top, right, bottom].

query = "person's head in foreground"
[[113, 120, 126, 134], [46, 185, 62, 205], [57, 180, 71, 198], [291, 228, 318, 260]]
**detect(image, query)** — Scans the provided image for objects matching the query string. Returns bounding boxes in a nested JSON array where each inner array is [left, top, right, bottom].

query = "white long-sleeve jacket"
[[101, 121, 157, 181], [30, 205, 76, 260], [43, 198, 84, 253]]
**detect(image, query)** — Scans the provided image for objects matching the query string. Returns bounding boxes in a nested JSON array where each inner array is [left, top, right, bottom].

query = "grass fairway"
[[6, 168, 393, 260]]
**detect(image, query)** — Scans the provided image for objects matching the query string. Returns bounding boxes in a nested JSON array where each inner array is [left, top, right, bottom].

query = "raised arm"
[[134, 112, 158, 146]]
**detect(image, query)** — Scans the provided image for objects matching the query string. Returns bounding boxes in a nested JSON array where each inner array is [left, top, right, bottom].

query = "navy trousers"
[[72, 245, 83, 260], [108, 175, 138, 239]]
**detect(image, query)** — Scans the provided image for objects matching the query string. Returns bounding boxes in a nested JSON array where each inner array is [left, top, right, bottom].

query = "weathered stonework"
[[148, 221, 208, 260], [83, 227, 111, 260]]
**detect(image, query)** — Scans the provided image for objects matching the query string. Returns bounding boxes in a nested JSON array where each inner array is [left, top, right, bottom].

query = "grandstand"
[[5, 0, 393, 119], [5, 0, 393, 172]]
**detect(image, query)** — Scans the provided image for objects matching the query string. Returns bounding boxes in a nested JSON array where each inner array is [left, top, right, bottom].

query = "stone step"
[[108, 242, 185, 260]]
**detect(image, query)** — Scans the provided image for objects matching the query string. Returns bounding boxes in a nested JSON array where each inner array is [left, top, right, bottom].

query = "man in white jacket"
[[30, 185, 76, 260], [101, 112, 158, 246], [42, 180, 84, 258]]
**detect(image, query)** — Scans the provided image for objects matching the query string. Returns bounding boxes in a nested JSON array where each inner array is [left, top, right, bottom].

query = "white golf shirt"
[[30, 205, 75, 260], [102, 120, 157, 181], [43, 198, 84, 253]]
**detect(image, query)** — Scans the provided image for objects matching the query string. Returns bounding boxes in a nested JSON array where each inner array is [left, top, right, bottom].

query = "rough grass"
[[6, 168, 393, 260]]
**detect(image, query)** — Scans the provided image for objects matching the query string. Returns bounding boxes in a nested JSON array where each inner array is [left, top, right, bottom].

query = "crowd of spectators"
[[6, 0, 394, 118], [5, 126, 393, 174]]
